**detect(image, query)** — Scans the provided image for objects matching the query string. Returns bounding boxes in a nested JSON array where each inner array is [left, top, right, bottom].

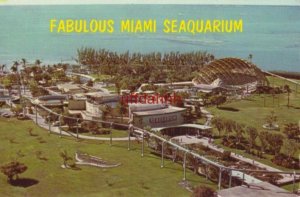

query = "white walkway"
[[27, 113, 135, 141], [173, 135, 299, 185]]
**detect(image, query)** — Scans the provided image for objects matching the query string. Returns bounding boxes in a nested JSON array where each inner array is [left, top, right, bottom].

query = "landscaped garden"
[[205, 76, 300, 172], [0, 118, 216, 197]]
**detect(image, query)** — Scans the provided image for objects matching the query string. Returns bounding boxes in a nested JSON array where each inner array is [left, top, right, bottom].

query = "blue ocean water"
[[0, 5, 299, 71]]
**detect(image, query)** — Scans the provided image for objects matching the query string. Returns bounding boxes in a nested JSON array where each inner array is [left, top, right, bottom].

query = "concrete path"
[[173, 135, 299, 184], [200, 107, 214, 126], [27, 113, 135, 141]]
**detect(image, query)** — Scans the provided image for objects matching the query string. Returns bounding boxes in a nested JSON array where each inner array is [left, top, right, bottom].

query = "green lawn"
[[209, 76, 300, 129], [281, 182, 300, 192], [267, 75, 300, 94], [206, 76, 300, 173], [0, 118, 216, 197], [209, 93, 300, 130]]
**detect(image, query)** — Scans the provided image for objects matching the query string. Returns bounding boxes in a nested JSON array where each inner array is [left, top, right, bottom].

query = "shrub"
[[272, 154, 299, 169], [0, 161, 27, 183], [91, 128, 111, 135], [221, 151, 232, 161], [192, 186, 216, 197]]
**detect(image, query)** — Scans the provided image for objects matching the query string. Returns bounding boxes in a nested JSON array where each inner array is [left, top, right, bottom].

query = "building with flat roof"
[[33, 95, 67, 106], [68, 91, 119, 120], [85, 92, 119, 105], [57, 83, 85, 94], [129, 104, 186, 128]]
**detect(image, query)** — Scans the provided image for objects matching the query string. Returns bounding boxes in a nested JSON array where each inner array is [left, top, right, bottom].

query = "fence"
[[31, 102, 300, 192]]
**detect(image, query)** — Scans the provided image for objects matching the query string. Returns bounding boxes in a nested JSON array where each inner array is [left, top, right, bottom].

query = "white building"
[[129, 104, 186, 128]]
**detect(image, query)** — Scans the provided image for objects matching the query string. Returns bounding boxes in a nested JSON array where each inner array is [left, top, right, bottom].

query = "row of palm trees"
[[76, 47, 215, 91], [76, 47, 215, 68], [212, 117, 299, 159]]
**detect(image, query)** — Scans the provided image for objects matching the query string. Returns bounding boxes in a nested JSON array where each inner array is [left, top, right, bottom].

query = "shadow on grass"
[[243, 97, 256, 101], [29, 133, 39, 137], [163, 165, 183, 172], [109, 143, 139, 151], [60, 136, 104, 145], [70, 166, 82, 171], [10, 178, 39, 188], [217, 107, 240, 112], [290, 105, 300, 110]]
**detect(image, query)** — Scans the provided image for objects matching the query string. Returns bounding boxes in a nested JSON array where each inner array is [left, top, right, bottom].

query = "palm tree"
[[248, 54, 253, 62], [246, 126, 258, 148], [1, 64, 6, 72], [224, 119, 235, 140], [116, 102, 127, 123], [187, 154, 199, 174], [143, 126, 152, 147], [11, 61, 19, 73], [258, 131, 268, 153], [234, 123, 245, 146], [11, 61, 22, 99], [59, 150, 73, 168], [100, 104, 112, 121], [35, 59, 42, 67], [265, 110, 277, 128], [21, 58, 27, 68], [211, 117, 224, 137], [20, 58, 27, 93]]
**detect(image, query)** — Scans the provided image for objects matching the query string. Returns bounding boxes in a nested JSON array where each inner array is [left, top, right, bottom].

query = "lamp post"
[[76, 118, 79, 140], [218, 168, 223, 191], [128, 123, 132, 150], [47, 114, 51, 134], [59, 115, 62, 138], [161, 141, 165, 168], [141, 130, 144, 157], [183, 151, 188, 181], [292, 170, 296, 193], [35, 105, 38, 124], [292, 160, 296, 193], [205, 164, 208, 180], [110, 122, 113, 146]]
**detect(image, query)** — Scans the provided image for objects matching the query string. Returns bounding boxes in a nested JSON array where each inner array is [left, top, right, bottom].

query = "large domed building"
[[192, 58, 268, 92]]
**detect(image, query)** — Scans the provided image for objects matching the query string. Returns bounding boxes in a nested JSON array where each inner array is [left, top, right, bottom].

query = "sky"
[[0, 0, 300, 5]]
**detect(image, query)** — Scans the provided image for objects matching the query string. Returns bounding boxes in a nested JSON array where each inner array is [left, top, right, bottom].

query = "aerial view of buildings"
[[0, 1, 300, 197]]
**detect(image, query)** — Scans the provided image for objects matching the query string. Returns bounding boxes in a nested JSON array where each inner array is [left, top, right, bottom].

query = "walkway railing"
[[29, 101, 300, 192]]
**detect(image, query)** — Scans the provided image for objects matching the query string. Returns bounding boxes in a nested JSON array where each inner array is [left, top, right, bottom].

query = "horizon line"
[[1, 0, 300, 6]]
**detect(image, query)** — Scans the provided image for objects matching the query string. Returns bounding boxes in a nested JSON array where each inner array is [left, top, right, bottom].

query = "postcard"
[[0, 0, 299, 196]]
